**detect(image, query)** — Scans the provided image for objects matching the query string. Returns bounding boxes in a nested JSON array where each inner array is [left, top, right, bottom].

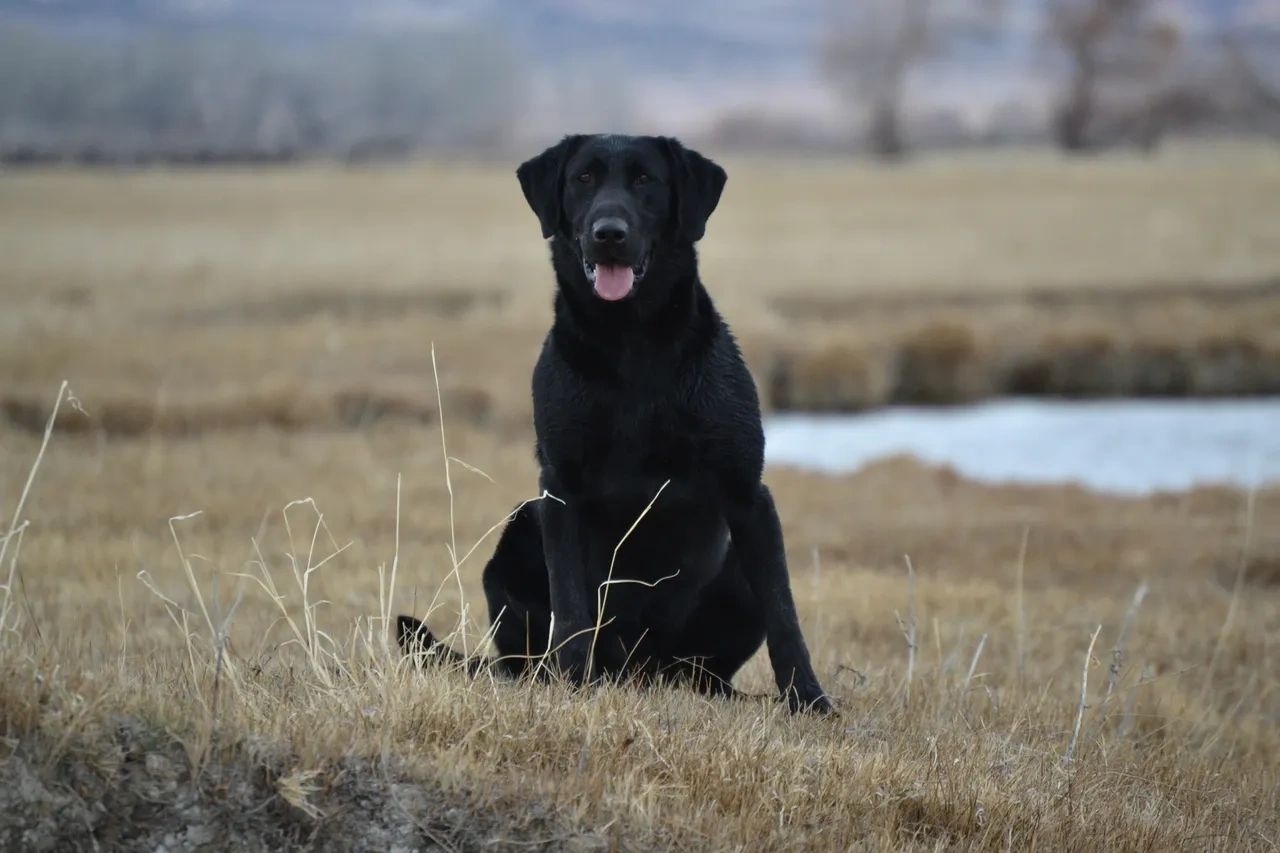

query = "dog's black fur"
[[398, 134, 830, 713]]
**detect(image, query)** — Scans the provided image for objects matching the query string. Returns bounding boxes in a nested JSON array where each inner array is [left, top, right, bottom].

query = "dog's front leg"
[[728, 484, 833, 714], [538, 496, 595, 684]]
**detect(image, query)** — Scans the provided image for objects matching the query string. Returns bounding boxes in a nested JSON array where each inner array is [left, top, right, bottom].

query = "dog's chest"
[[533, 331, 731, 509], [543, 391, 703, 492]]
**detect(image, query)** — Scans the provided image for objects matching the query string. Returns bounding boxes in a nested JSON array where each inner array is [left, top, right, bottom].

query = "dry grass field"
[[2, 148, 1280, 849]]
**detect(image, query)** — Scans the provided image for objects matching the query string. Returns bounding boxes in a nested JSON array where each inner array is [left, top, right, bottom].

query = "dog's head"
[[517, 134, 726, 304]]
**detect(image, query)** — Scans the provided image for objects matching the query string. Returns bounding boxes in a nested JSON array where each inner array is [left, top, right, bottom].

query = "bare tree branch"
[[821, 0, 1003, 158]]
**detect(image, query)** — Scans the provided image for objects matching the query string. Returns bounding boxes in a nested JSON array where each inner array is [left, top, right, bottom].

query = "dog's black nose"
[[591, 218, 629, 244]]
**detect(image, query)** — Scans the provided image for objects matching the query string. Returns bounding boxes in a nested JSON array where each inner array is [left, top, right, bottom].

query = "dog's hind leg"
[[396, 502, 551, 679], [481, 502, 552, 678], [668, 547, 768, 699]]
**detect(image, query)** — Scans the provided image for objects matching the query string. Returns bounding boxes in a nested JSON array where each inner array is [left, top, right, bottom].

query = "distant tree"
[[821, 0, 1004, 159], [1220, 6, 1280, 135], [0, 21, 526, 163], [1046, 0, 1183, 152]]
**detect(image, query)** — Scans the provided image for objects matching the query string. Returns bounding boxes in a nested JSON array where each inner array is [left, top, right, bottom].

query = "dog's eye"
[[634, 173, 651, 186], [576, 172, 592, 184]]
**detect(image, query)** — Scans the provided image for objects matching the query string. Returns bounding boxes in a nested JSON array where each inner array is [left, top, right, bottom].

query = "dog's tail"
[[395, 614, 488, 676]]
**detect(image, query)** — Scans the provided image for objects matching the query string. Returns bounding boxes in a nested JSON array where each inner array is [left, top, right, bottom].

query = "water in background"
[[765, 399, 1280, 494]]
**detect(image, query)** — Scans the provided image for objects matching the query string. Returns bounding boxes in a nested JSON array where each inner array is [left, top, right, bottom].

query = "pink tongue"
[[593, 265, 634, 301]]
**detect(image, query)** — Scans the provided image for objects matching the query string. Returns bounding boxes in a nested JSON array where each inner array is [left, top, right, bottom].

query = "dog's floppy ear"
[[660, 137, 727, 242], [516, 135, 587, 239]]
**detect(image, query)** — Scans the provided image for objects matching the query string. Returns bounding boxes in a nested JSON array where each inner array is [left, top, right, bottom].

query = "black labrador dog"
[[398, 134, 830, 713]]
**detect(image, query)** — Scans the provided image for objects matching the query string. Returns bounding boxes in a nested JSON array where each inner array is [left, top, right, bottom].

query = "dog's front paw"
[[556, 648, 590, 686]]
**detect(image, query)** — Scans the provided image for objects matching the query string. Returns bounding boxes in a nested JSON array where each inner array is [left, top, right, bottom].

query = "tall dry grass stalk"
[[896, 555, 919, 706], [1206, 485, 1257, 691], [1014, 526, 1029, 689], [587, 479, 675, 677], [1103, 581, 1149, 706], [1063, 624, 1103, 767], [0, 381, 69, 636]]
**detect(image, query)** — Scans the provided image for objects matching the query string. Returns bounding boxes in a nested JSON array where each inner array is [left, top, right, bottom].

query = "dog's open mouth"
[[583, 253, 649, 302]]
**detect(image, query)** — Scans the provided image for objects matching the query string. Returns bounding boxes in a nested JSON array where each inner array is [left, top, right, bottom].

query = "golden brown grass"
[[3, 401, 1278, 849], [2, 149, 1280, 849]]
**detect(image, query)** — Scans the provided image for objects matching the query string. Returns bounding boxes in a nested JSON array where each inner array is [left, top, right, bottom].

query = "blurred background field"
[[3, 1, 1280, 850], [4, 150, 1280, 431]]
